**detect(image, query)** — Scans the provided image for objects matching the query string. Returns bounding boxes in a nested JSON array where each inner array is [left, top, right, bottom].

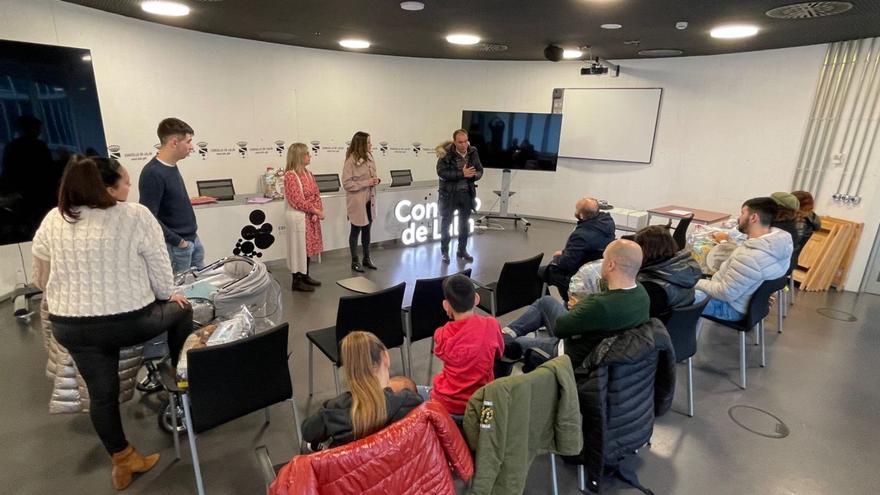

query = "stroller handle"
[[174, 256, 258, 289]]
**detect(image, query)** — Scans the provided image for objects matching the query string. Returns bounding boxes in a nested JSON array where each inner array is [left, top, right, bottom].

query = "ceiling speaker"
[[544, 44, 564, 62]]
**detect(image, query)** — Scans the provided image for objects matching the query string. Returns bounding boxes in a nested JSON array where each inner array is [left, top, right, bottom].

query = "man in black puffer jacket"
[[564, 318, 675, 494], [542, 197, 616, 301]]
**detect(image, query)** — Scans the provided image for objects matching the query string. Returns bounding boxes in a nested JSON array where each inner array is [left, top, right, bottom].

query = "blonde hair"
[[285, 143, 309, 174], [346, 131, 372, 165], [341, 331, 387, 440]]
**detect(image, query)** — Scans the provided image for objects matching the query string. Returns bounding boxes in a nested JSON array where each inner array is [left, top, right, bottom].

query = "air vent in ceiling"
[[766, 2, 853, 19], [638, 49, 684, 57], [473, 43, 509, 52]]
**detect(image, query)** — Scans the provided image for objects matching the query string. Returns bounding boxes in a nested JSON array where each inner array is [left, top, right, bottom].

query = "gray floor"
[[1, 218, 878, 494]]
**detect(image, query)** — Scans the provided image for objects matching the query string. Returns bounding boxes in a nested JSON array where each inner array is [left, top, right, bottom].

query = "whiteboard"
[[557, 88, 662, 163]]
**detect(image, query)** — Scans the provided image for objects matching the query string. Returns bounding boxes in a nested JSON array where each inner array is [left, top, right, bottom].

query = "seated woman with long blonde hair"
[[302, 331, 422, 450]]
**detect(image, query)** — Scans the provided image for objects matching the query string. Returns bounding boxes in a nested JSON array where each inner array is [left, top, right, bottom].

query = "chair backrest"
[[270, 401, 473, 495], [409, 269, 471, 343], [673, 214, 694, 250], [665, 298, 710, 362], [495, 253, 544, 316], [336, 282, 407, 358], [744, 276, 788, 328], [187, 323, 292, 434]]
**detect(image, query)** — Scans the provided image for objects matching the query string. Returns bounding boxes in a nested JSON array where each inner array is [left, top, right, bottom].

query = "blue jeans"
[[506, 295, 567, 357], [167, 236, 205, 274], [696, 290, 744, 321]]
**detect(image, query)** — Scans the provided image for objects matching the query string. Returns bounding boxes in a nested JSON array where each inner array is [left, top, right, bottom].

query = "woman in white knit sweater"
[[32, 156, 192, 491]]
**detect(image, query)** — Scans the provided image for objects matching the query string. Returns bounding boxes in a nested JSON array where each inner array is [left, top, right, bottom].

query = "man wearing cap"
[[770, 191, 800, 274]]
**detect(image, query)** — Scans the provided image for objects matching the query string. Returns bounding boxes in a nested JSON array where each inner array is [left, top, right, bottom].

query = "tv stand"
[[476, 169, 531, 232]]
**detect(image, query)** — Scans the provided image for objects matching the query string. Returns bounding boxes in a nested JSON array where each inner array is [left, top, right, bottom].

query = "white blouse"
[[32, 202, 175, 317]]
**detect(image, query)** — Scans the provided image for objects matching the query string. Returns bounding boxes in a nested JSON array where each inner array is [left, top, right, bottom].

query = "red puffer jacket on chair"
[[270, 400, 474, 495]]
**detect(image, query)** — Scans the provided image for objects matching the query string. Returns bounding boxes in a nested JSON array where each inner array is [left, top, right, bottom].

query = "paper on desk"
[[246, 197, 273, 204], [667, 209, 692, 216]]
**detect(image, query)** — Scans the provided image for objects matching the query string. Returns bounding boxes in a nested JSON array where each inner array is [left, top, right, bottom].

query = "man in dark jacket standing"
[[542, 197, 616, 301], [437, 129, 483, 264]]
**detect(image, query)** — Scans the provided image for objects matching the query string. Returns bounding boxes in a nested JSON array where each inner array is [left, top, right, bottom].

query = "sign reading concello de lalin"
[[394, 198, 482, 245]]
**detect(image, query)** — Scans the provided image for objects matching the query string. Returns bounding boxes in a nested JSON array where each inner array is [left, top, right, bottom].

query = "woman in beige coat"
[[342, 131, 380, 272]]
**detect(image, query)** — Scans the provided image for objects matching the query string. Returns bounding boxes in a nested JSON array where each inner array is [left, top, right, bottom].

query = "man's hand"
[[169, 293, 189, 308], [178, 239, 189, 248], [463, 165, 476, 178], [567, 294, 579, 310], [316, 209, 325, 220], [553, 250, 562, 257]]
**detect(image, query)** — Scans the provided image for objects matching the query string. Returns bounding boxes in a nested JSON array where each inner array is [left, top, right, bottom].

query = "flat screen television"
[[0, 39, 107, 246], [461, 110, 562, 171]]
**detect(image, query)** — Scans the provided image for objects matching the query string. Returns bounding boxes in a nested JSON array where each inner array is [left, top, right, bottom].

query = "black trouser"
[[538, 264, 573, 302], [349, 201, 373, 260], [440, 191, 473, 254], [51, 300, 193, 455]]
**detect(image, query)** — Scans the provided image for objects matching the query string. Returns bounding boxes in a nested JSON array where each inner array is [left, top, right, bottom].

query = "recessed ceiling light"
[[601, 23, 623, 29], [141, 1, 190, 17], [339, 39, 371, 49], [81, 54, 92, 61], [710, 24, 759, 39], [400, 1, 425, 11], [446, 34, 481, 45], [562, 49, 583, 59]]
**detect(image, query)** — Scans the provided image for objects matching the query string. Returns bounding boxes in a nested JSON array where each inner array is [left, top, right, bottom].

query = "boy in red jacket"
[[431, 274, 505, 415]]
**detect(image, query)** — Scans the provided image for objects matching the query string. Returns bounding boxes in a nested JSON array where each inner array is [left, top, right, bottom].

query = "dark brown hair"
[[157, 117, 194, 145], [634, 225, 678, 266], [346, 131, 372, 164], [792, 190, 815, 219], [742, 197, 777, 226], [58, 155, 117, 222], [443, 274, 476, 313], [93, 156, 123, 188]]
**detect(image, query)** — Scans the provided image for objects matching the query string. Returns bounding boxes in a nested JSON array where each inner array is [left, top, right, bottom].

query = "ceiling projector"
[[581, 58, 619, 77]]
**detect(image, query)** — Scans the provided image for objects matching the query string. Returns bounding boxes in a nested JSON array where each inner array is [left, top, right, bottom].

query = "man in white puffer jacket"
[[696, 197, 793, 321]]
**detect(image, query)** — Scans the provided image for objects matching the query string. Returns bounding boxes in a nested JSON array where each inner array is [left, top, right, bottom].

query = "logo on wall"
[[108, 145, 121, 160], [310, 140, 321, 154], [275, 140, 286, 156], [412, 142, 422, 156], [236, 141, 248, 158], [233, 210, 275, 258], [379, 141, 389, 156], [196, 141, 208, 159]]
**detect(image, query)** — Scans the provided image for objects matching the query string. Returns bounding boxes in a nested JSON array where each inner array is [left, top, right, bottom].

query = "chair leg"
[[399, 347, 407, 377], [308, 342, 314, 397], [777, 290, 784, 333], [549, 453, 559, 495], [404, 314, 413, 379], [264, 407, 271, 423], [170, 392, 181, 460], [789, 278, 795, 306], [687, 357, 694, 417], [578, 465, 586, 492], [288, 398, 304, 454], [333, 365, 340, 395], [490, 293, 497, 317], [759, 321, 766, 368], [181, 393, 206, 495], [739, 331, 747, 389]]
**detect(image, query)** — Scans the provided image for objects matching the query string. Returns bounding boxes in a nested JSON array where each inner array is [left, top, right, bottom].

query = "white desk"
[[194, 181, 439, 262]]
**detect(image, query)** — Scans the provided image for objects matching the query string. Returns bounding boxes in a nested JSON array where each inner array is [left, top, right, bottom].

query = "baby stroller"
[[146, 256, 283, 433]]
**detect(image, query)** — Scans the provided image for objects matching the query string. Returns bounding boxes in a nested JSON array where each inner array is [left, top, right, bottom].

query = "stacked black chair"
[[665, 298, 710, 416], [162, 323, 303, 495], [402, 269, 471, 380], [306, 282, 407, 395], [700, 276, 788, 389], [474, 253, 544, 317]]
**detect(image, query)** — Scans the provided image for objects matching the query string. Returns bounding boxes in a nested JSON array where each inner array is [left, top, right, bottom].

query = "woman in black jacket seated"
[[633, 225, 702, 321], [302, 331, 422, 450]]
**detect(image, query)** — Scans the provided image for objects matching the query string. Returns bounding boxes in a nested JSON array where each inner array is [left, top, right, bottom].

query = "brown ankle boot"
[[111, 444, 160, 490]]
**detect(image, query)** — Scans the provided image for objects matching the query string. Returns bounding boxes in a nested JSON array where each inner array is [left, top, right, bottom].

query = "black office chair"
[[163, 323, 303, 495], [306, 282, 407, 396], [668, 213, 694, 250], [402, 269, 471, 380], [474, 253, 544, 317], [665, 298, 710, 417], [700, 276, 788, 389]]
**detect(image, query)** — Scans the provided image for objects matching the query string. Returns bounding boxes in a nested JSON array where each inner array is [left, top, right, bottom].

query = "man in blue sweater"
[[139, 118, 201, 274], [540, 197, 616, 301]]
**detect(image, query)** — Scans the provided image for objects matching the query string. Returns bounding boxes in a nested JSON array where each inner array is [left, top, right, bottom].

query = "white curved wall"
[[1, 0, 877, 294]]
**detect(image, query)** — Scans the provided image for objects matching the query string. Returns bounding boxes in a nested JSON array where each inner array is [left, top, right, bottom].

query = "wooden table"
[[646, 205, 731, 226]]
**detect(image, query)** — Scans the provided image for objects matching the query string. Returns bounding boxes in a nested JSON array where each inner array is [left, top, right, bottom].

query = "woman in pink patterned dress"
[[284, 143, 324, 292]]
